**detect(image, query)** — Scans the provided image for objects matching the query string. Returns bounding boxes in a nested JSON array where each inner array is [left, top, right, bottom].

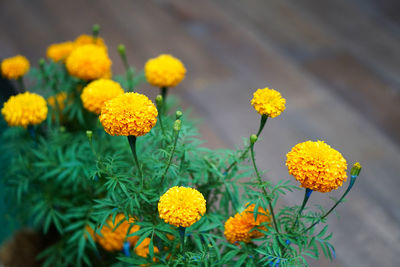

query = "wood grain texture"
[[0, 0, 399, 266]]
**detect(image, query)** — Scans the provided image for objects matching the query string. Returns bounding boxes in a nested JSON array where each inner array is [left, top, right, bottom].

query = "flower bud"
[[86, 130, 93, 142], [39, 58, 45, 68], [175, 110, 183, 119], [117, 44, 126, 57], [174, 120, 181, 132], [92, 24, 100, 37], [350, 162, 362, 177], [155, 95, 163, 108], [250, 134, 258, 145]]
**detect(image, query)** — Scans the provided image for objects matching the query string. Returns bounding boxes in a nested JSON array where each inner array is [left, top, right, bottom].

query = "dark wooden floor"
[[1, 1, 400, 266]]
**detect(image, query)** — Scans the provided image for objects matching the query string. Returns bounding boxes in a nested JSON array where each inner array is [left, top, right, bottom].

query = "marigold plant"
[[0, 25, 363, 267]]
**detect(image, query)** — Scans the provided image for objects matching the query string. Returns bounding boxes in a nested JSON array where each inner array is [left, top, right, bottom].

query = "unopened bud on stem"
[[156, 95, 163, 109], [92, 24, 100, 38], [86, 130, 93, 142], [250, 134, 258, 145], [174, 120, 181, 132], [175, 110, 183, 120], [350, 162, 362, 177], [118, 44, 126, 57]]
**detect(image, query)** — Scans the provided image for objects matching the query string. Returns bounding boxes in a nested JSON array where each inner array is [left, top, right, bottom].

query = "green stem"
[[161, 87, 168, 113], [250, 142, 280, 235], [178, 227, 186, 254], [291, 188, 312, 231], [17, 77, 25, 92], [157, 111, 165, 136], [225, 115, 268, 174], [127, 136, 143, 186], [160, 129, 180, 185], [303, 176, 357, 233]]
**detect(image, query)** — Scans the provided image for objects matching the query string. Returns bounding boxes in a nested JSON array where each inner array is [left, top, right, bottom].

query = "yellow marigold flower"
[[48, 92, 67, 111], [135, 237, 159, 260], [145, 54, 186, 88], [81, 79, 124, 114], [224, 204, 270, 244], [87, 214, 140, 252], [158, 186, 206, 228], [74, 34, 106, 49], [1, 55, 30, 79], [286, 140, 348, 193], [99, 92, 158, 136], [46, 42, 74, 62], [1, 92, 48, 127], [66, 44, 111, 80], [251, 88, 286, 118]]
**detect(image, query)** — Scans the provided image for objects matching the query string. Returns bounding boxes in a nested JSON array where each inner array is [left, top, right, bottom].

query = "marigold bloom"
[[87, 214, 139, 252], [158, 186, 206, 228], [224, 204, 270, 244], [1, 92, 48, 127], [286, 140, 348, 193], [99, 92, 158, 136], [251, 88, 286, 118], [1, 55, 30, 79], [48, 92, 67, 111], [135, 237, 159, 259], [66, 44, 111, 80], [46, 42, 74, 62], [145, 54, 186, 88], [74, 34, 106, 49], [81, 79, 124, 114]]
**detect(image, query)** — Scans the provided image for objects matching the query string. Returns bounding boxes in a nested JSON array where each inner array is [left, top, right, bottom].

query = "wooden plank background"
[[0, 0, 399, 266]]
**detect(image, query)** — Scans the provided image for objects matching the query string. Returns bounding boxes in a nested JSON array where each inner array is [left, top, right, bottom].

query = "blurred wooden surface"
[[1, 0, 400, 266]]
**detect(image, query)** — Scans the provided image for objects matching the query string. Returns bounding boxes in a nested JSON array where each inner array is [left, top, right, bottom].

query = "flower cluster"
[[145, 54, 186, 88], [1, 92, 48, 127], [81, 79, 124, 114], [86, 214, 139, 251], [251, 88, 286, 118], [99, 92, 158, 136], [224, 204, 270, 244], [1, 55, 30, 79], [158, 186, 206, 227], [286, 140, 348, 192], [66, 44, 111, 80]]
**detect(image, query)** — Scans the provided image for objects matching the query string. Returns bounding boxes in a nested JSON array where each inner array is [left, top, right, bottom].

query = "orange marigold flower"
[[145, 54, 186, 88], [66, 44, 111, 80], [99, 92, 158, 136], [286, 140, 347, 193], [158, 186, 206, 228], [46, 42, 74, 62], [251, 88, 286, 118], [87, 214, 140, 252], [224, 204, 270, 244], [1, 92, 48, 127], [1, 55, 30, 79], [81, 79, 124, 114]]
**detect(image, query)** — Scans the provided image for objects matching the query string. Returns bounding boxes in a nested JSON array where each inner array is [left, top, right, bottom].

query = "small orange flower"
[[224, 204, 270, 244]]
